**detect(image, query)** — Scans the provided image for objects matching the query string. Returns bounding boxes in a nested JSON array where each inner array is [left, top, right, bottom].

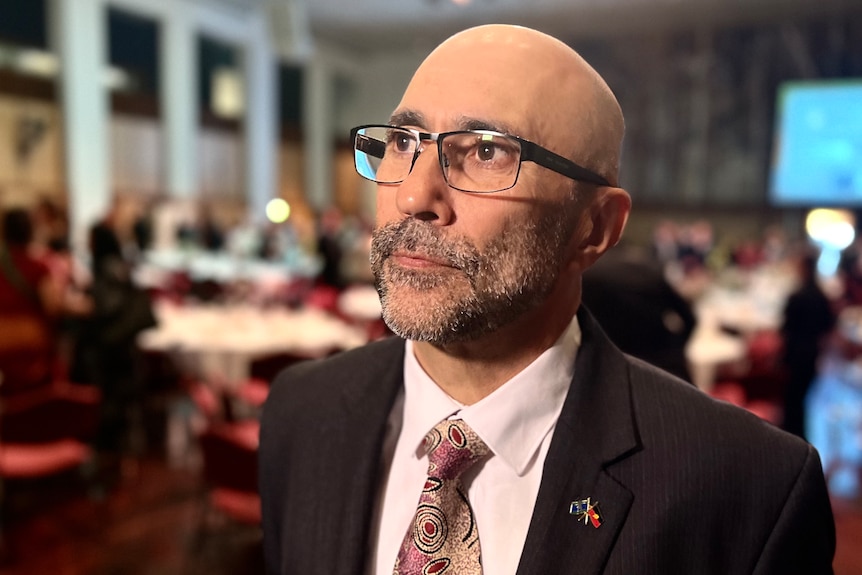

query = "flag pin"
[[569, 497, 602, 528]]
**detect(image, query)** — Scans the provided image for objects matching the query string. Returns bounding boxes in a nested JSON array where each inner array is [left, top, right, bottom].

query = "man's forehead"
[[396, 41, 575, 145], [388, 109, 522, 137]]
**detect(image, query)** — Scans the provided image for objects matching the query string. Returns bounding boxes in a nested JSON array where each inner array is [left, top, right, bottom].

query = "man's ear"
[[574, 186, 631, 269]]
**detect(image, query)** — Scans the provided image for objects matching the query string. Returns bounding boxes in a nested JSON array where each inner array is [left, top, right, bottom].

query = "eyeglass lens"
[[353, 126, 522, 193]]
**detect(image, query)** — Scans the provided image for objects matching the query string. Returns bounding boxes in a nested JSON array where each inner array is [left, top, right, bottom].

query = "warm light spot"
[[212, 67, 244, 119], [805, 208, 855, 250], [266, 199, 291, 223]]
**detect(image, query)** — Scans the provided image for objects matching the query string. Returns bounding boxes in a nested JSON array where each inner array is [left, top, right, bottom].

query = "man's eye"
[[391, 134, 413, 153], [476, 143, 496, 161]]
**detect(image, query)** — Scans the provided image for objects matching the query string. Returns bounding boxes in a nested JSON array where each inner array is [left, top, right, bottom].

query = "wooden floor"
[[0, 440, 859, 574], [0, 452, 263, 575], [833, 498, 862, 575]]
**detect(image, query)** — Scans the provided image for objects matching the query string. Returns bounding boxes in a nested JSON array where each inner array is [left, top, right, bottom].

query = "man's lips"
[[389, 251, 455, 269]]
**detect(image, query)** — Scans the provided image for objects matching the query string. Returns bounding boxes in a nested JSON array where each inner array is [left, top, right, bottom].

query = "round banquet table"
[[138, 301, 368, 388]]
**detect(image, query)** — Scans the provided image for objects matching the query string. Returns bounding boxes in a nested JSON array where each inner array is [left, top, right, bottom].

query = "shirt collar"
[[402, 316, 581, 475]]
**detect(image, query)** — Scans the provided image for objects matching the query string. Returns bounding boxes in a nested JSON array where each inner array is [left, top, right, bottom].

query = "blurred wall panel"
[[332, 144, 361, 217], [110, 115, 163, 195], [279, 138, 307, 210], [198, 127, 242, 200], [0, 96, 65, 206]]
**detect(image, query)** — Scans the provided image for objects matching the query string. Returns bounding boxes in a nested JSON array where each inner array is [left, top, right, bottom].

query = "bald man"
[[260, 25, 834, 575]]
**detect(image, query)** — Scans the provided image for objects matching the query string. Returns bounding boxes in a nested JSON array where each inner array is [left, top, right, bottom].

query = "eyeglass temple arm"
[[355, 134, 386, 159], [521, 141, 610, 187]]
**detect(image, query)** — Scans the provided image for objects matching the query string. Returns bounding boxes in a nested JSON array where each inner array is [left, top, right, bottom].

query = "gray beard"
[[370, 209, 571, 345]]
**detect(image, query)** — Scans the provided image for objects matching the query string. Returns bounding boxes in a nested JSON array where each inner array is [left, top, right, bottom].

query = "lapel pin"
[[569, 497, 602, 528]]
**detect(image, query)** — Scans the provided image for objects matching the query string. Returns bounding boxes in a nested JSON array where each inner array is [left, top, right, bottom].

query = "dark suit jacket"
[[259, 307, 835, 574]]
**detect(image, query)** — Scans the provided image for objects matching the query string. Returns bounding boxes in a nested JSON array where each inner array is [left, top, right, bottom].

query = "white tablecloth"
[[134, 248, 321, 288], [138, 301, 367, 386], [694, 264, 796, 335], [685, 325, 747, 392], [337, 284, 382, 321], [682, 264, 798, 392]]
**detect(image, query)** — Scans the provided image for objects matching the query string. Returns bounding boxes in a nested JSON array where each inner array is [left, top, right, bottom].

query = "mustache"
[[370, 219, 480, 274]]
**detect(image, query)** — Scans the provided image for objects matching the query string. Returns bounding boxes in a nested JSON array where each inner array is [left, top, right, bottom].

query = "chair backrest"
[[0, 382, 101, 444], [249, 351, 320, 384], [198, 420, 259, 494], [0, 313, 54, 396]]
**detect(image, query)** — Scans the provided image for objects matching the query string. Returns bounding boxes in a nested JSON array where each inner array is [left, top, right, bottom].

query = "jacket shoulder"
[[261, 336, 404, 427], [606, 357, 833, 572]]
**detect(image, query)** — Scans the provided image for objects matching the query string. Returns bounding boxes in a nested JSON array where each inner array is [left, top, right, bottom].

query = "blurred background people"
[[0, 207, 91, 392], [315, 206, 345, 290], [780, 249, 837, 440], [74, 218, 156, 461], [582, 243, 697, 382], [198, 203, 226, 252]]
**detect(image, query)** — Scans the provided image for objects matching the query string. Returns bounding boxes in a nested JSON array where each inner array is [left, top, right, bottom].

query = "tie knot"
[[422, 419, 489, 481]]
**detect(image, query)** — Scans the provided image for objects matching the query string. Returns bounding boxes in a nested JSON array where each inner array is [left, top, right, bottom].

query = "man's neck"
[[412, 302, 578, 405]]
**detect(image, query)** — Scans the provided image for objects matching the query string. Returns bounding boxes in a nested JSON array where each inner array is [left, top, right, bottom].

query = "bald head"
[[370, 25, 631, 357], [399, 24, 625, 186]]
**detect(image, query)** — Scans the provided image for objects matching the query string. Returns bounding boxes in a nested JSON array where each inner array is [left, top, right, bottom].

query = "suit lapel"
[[319, 338, 406, 575], [516, 308, 640, 575]]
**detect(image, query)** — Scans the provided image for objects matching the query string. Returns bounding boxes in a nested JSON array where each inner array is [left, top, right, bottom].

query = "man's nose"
[[394, 143, 454, 224]]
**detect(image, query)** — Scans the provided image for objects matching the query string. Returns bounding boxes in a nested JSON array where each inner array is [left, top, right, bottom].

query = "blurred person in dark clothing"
[[199, 206, 225, 252], [582, 244, 696, 382], [837, 244, 862, 308], [316, 207, 346, 289], [780, 250, 836, 440], [76, 220, 155, 457], [132, 197, 157, 255]]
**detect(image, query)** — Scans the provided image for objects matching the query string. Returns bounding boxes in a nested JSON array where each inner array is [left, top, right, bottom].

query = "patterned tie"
[[394, 418, 490, 575]]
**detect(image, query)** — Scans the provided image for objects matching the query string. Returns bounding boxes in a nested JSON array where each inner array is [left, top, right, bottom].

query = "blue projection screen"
[[769, 80, 862, 206]]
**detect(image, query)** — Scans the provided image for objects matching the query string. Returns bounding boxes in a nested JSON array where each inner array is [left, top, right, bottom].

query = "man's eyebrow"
[[388, 111, 518, 137], [458, 117, 517, 136], [389, 110, 426, 129]]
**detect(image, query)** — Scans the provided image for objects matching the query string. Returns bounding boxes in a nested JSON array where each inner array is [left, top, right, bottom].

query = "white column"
[[52, 0, 110, 252], [244, 13, 278, 224], [303, 53, 333, 211], [161, 3, 198, 199]]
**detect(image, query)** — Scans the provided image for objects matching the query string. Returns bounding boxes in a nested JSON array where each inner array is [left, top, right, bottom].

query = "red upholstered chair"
[[233, 379, 269, 409], [0, 315, 55, 397], [0, 308, 102, 446], [0, 439, 92, 479], [0, 379, 100, 485], [708, 381, 747, 407], [185, 416, 260, 569], [708, 381, 782, 425], [0, 385, 99, 563], [0, 370, 100, 503], [186, 381, 260, 530], [0, 438, 94, 564], [0, 382, 101, 444], [248, 350, 322, 384], [305, 284, 340, 314], [746, 330, 784, 375], [0, 300, 101, 561], [197, 419, 261, 526], [745, 400, 782, 425]]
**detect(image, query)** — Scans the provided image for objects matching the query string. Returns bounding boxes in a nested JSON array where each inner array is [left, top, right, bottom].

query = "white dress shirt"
[[368, 317, 581, 575]]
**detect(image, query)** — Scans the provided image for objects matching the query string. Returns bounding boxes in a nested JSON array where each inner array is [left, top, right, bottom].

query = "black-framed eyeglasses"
[[350, 124, 609, 194]]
